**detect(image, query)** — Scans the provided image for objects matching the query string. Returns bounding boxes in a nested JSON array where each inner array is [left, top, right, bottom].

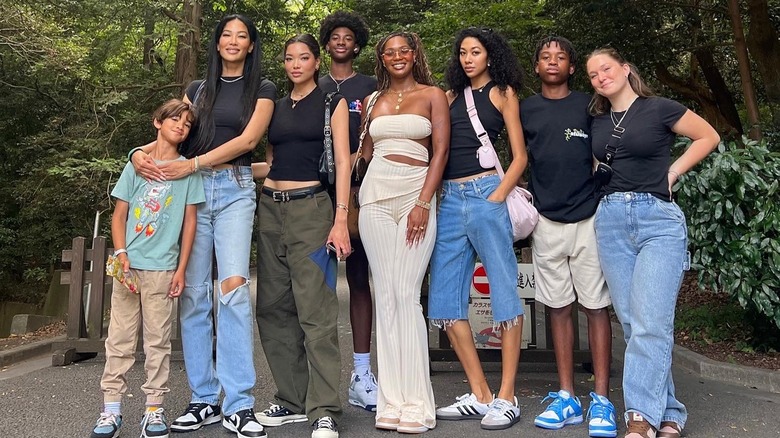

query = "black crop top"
[[444, 82, 505, 179], [266, 87, 345, 182], [185, 77, 277, 166]]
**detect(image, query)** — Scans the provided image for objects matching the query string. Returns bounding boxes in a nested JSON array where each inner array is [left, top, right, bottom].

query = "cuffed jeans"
[[595, 192, 689, 429], [180, 167, 256, 416]]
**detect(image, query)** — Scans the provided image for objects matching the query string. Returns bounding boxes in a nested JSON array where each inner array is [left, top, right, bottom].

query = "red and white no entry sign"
[[472, 265, 490, 295]]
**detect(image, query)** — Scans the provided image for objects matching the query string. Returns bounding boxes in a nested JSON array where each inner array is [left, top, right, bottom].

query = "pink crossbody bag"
[[464, 86, 538, 241]]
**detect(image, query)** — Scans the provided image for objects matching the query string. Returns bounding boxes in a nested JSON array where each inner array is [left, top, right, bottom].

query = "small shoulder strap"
[[464, 86, 506, 177], [323, 92, 336, 184]]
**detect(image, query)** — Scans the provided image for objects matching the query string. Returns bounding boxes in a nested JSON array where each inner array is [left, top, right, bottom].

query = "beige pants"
[[100, 270, 174, 405], [359, 189, 437, 429]]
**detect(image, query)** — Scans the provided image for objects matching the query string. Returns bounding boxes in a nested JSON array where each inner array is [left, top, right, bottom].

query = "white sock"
[[353, 352, 371, 376], [104, 401, 121, 416]]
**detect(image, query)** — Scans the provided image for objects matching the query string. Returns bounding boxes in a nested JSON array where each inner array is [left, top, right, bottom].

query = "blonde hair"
[[374, 31, 435, 91], [587, 47, 654, 116]]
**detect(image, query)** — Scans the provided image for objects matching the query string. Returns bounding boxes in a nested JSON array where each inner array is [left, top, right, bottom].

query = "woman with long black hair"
[[130, 14, 275, 438]]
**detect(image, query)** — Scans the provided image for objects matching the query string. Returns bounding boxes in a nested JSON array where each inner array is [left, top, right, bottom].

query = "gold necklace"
[[290, 87, 316, 109], [388, 82, 418, 111]]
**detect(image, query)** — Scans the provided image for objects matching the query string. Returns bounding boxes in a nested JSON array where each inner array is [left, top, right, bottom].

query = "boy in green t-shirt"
[[91, 99, 205, 438]]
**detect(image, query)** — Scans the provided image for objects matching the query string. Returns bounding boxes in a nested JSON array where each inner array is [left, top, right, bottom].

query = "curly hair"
[[445, 27, 523, 96], [374, 31, 435, 92], [586, 47, 654, 116], [318, 10, 370, 58]]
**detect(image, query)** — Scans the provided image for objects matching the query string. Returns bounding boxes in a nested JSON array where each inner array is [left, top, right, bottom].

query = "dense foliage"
[[1, 0, 778, 336], [677, 138, 780, 331]]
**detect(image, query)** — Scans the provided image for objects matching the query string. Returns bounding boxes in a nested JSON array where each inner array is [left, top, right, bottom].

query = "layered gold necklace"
[[388, 82, 418, 112]]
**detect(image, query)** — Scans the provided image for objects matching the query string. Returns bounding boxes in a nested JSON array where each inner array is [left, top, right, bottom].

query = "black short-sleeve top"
[[185, 77, 277, 166], [318, 73, 377, 154], [521, 91, 598, 222], [445, 82, 505, 180], [266, 87, 345, 182], [591, 96, 687, 200]]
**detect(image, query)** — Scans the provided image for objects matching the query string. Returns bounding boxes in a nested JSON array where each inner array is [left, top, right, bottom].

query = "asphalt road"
[[1, 265, 778, 438]]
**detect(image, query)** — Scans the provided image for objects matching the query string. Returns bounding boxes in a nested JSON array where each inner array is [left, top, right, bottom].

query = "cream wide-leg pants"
[[359, 188, 437, 429]]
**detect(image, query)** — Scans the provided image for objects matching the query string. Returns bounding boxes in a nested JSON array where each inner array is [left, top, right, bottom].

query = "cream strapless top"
[[369, 114, 431, 162]]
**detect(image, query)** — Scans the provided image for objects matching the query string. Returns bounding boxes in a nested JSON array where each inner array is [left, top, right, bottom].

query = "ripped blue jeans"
[[180, 166, 256, 416]]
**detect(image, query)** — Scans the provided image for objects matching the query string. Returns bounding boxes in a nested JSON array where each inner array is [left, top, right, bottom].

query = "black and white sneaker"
[[170, 402, 222, 432], [311, 416, 339, 438], [256, 403, 308, 427], [222, 409, 267, 438]]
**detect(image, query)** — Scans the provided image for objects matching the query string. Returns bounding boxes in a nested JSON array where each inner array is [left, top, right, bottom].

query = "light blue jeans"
[[428, 175, 522, 327], [594, 192, 689, 429], [180, 167, 256, 416]]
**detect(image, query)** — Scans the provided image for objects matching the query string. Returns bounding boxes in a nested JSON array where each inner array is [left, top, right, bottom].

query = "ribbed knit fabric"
[[359, 162, 437, 429]]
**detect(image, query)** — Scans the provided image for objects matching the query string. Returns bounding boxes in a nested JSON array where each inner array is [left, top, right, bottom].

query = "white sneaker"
[[348, 370, 378, 412], [311, 416, 339, 438], [435, 393, 491, 420], [481, 396, 521, 430]]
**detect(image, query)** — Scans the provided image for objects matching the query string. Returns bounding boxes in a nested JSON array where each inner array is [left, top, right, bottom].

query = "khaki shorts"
[[531, 215, 610, 309]]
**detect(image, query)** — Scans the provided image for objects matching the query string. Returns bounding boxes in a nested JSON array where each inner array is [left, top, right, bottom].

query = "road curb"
[[611, 320, 779, 394], [0, 335, 64, 368], [672, 343, 780, 394]]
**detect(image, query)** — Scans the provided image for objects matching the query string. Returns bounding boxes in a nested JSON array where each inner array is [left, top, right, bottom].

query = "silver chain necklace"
[[329, 72, 356, 92], [220, 75, 244, 83], [610, 96, 638, 128]]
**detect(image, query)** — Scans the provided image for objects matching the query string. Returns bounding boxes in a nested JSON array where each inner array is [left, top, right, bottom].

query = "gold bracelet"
[[194, 155, 200, 172], [190, 159, 195, 174], [415, 199, 431, 210], [336, 203, 349, 213]]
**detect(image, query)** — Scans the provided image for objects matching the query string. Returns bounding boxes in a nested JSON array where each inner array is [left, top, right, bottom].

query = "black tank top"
[[444, 82, 505, 179]]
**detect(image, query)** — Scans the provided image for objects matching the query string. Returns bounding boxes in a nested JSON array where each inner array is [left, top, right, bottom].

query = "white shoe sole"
[[534, 414, 584, 429], [170, 414, 222, 431], [256, 414, 308, 427]]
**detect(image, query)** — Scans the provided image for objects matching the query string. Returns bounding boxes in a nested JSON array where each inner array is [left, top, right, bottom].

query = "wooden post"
[[64, 237, 87, 339], [88, 236, 108, 339]]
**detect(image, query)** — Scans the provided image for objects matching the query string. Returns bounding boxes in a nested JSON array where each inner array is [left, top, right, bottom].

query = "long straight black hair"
[[182, 14, 264, 158]]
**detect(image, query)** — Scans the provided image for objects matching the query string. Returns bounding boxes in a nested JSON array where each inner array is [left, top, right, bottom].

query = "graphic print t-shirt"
[[111, 158, 205, 270], [521, 91, 598, 223]]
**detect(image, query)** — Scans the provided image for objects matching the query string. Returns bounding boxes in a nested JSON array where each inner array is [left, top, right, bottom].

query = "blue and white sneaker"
[[534, 390, 584, 429], [348, 370, 378, 412], [587, 392, 618, 437], [141, 408, 169, 438], [90, 412, 122, 438], [480, 396, 521, 430], [436, 393, 491, 420]]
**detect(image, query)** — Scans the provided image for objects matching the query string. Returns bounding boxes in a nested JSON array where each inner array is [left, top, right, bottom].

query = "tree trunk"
[[655, 64, 740, 138], [173, 0, 201, 94], [746, 0, 780, 129], [693, 47, 743, 135], [727, 0, 762, 140], [142, 11, 156, 70]]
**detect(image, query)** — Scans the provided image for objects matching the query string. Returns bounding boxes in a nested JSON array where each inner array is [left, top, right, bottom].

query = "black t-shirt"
[[185, 77, 277, 166], [266, 88, 345, 182], [591, 97, 687, 200], [318, 73, 377, 154], [445, 82, 505, 180], [522, 91, 598, 222]]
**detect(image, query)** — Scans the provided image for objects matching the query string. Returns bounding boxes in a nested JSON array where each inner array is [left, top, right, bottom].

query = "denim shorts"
[[428, 174, 523, 326]]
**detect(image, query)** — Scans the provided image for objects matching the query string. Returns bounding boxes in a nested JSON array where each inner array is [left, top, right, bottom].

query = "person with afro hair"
[[318, 10, 379, 414]]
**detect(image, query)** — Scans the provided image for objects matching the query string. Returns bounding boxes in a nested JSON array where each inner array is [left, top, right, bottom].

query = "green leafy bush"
[[676, 137, 780, 334]]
